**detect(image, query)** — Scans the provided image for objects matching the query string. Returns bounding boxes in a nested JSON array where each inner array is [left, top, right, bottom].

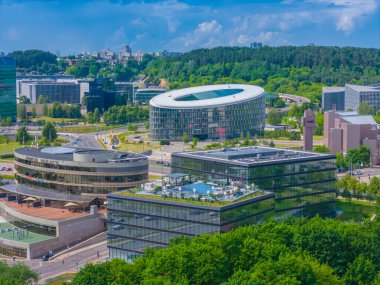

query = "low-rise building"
[[324, 110, 380, 164]]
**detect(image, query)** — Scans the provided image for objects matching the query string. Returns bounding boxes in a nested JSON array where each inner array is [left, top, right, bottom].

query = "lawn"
[[31, 116, 81, 123], [336, 199, 376, 222], [149, 174, 163, 181], [0, 135, 23, 154], [45, 273, 76, 285], [116, 132, 160, 153], [59, 124, 125, 134]]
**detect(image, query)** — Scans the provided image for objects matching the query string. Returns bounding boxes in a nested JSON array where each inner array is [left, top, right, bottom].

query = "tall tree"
[[42, 122, 57, 143]]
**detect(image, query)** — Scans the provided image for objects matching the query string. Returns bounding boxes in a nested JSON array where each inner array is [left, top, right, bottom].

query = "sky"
[[0, 0, 379, 55]]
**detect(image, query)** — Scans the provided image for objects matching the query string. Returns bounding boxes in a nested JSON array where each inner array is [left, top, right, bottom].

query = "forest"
[[72, 217, 380, 285], [144, 46, 380, 104], [9, 46, 380, 106]]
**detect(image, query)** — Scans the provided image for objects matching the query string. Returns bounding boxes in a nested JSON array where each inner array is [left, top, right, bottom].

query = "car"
[[41, 253, 53, 261], [112, 225, 124, 230], [156, 161, 163, 165], [163, 162, 171, 167], [6, 168, 11, 171], [0, 167, 6, 171]]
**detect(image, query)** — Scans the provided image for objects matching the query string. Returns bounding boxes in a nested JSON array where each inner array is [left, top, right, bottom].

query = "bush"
[[160, 139, 170, 145]]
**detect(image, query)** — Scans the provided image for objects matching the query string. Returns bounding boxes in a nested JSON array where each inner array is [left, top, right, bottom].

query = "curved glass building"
[[149, 84, 266, 141], [14, 147, 148, 197]]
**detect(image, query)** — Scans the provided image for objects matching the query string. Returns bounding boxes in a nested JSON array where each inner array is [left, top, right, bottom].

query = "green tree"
[[312, 145, 330, 153], [0, 261, 39, 285], [19, 96, 31, 104], [42, 104, 49, 116], [42, 122, 57, 143], [346, 145, 371, 166], [344, 254, 377, 285], [93, 108, 100, 123], [86, 111, 95, 124], [17, 104, 27, 121], [128, 124, 138, 132], [357, 101, 375, 115], [193, 137, 198, 148], [31, 107, 37, 118], [267, 109, 283, 125], [336, 152, 347, 170], [16, 126, 30, 144]]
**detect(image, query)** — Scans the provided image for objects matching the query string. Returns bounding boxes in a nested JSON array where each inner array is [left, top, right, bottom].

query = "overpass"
[[279, 93, 310, 106]]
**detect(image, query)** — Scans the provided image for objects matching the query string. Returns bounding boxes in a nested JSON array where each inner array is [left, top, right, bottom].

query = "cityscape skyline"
[[0, 0, 379, 55]]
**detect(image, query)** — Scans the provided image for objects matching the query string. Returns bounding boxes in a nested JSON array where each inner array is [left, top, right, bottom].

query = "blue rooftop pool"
[[182, 183, 215, 195]]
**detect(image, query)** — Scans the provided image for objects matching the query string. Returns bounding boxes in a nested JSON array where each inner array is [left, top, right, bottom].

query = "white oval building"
[[149, 84, 266, 141]]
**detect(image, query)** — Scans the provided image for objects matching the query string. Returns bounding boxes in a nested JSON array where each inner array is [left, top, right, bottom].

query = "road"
[[337, 166, 380, 183], [23, 242, 108, 283]]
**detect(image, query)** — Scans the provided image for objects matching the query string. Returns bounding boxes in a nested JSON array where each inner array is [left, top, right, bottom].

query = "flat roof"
[[322, 87, 345, 93], [346, 84, 380, 92], [172, 146, 335, 167], [14, 147, 146, 163], [149, 84, 265, 109]]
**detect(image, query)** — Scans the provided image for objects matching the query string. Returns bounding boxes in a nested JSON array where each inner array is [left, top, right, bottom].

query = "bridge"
[[279, 93, 310, 107]]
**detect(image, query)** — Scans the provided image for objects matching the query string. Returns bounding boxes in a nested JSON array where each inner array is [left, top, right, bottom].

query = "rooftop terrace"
[[173, 146, 334, 166], [113, 179, 272, 208]]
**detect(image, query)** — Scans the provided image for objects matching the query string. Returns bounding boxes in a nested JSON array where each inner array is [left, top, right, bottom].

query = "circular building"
[[149, 84, 265, 141], [13, 147, 148, 198]]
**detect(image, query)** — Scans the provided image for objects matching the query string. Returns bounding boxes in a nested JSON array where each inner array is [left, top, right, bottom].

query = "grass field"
[[31, 116, 81, 123], [336, 199, 376, 222], [59, 124, 125, 134], [0, 135, 23, 154], [149, 174, 163, 181], [116, 132, 160, 153], [45, 272, 75, 284]]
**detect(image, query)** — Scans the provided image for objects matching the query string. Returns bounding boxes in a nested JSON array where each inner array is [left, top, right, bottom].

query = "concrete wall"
[[29, 214, 106, 258]]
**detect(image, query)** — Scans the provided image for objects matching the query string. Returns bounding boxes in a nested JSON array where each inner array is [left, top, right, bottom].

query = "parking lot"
[[0, 162, 13, 174]]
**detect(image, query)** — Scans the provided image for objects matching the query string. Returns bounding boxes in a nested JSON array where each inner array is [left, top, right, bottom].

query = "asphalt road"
[[24, 242, 108, 283]]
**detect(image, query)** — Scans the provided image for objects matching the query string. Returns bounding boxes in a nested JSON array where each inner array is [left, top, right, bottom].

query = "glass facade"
[[150, 96, 265, 141], [14, 153, 148, 195], [107, 194, 274, 261], [345, 85, 380, 111], [322, 90, 345, 111], [171, 155, 337, 218], [0, 56, 17, 121], [135, 89, 166, 104]]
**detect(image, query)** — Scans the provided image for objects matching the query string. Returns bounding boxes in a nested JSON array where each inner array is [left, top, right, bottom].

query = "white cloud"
[[308, 0, 378, 34], [175, 20, 223, 48]]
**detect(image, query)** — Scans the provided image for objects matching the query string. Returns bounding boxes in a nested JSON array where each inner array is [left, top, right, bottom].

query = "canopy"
[[64, 202, 78, 207], [24, 197, 37, 201]]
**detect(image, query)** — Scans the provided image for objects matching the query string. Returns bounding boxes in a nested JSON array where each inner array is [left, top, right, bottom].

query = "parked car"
[[6, 168, 11, 171], [41, 252, 53, 261], [163, 162, 171, 167], [112, 224, 124, 230]]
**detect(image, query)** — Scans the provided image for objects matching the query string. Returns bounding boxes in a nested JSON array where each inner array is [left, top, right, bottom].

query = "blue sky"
[[0, 0, 379, 55]]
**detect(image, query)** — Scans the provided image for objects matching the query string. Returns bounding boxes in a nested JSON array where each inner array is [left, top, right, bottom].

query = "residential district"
[[0, 46, 379, 284]]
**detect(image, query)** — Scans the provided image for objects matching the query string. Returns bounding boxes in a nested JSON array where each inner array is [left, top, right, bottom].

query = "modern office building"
[[0, 146, 148, 258], [135, 88, 166, 104], [149, 84, 266, 141], [0, 56, 17, 121], [17, 80, 80, 104], [107, 176, 275, 261], [107, 146, 336, 260], [321, 84, 380, 112], [324, 110, 380, 164], [13, 146, 148, 200], [345, 84, 380, 111], [171, 147, 336, 217], [322, 87, 345, 111]]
